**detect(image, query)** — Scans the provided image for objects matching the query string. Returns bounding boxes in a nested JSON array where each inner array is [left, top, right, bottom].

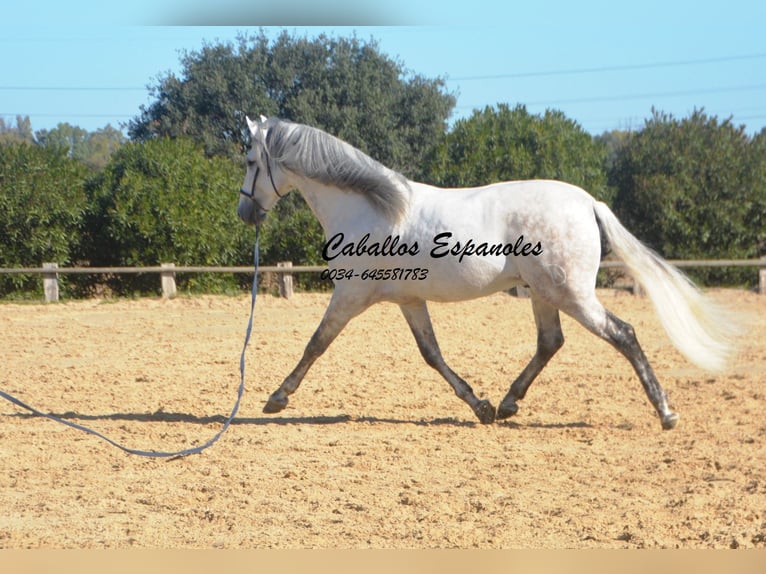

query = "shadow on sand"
[[9, 409, 592, 430]]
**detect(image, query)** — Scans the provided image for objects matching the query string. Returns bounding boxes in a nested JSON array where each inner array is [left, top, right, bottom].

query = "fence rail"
[[1, 258, 765, 302]]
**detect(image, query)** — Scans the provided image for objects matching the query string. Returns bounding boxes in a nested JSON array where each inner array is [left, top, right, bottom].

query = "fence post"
[[277, 261, 293, 299], [509, 286, 530, 298], [161, 263, 177, 299], [759, 256, 766, 295], [42, 262, 59, 303]]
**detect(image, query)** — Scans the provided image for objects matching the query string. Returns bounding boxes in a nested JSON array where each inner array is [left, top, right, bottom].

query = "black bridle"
[[239, 153, 282, 211]]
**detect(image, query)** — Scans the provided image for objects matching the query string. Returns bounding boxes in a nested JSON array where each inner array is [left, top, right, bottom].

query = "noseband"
[[239, 153, 282, 212]]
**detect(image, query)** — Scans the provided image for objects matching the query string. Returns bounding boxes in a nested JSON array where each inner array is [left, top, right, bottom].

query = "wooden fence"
[[1, 258, 764, 302]]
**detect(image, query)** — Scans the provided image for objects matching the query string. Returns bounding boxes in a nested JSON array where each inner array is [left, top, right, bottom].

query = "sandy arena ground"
[[0, 288, 764, 549]]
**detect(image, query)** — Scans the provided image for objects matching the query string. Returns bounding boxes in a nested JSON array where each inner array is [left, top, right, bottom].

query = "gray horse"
[[238, 116, 737, 429]]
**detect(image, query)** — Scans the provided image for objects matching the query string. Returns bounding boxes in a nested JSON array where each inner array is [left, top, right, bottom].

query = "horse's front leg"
[[263, 291, 369, 414], [399, 300, 496, 424]]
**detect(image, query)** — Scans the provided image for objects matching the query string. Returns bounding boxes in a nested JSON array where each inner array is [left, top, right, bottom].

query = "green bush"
[[81, 138, 255, 295], [422, 104, 609, 201], [609, 110, 766, 287], [0, 143, 89, 298]]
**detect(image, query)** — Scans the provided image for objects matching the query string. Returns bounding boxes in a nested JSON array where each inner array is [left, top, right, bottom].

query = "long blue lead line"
[[0, 228, 261, 458]]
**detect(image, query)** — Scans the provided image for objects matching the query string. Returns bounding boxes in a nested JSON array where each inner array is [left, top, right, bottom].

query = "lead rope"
[[0, 227, 261, 458]]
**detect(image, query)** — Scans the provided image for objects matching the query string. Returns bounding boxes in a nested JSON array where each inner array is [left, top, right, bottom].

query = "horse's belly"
[[376, 260, 523, 303]]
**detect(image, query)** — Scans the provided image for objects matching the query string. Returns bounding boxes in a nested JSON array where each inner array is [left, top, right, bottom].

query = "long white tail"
[[593, 201, 737, 372]]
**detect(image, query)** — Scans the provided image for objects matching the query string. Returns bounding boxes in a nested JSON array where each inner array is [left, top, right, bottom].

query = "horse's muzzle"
[[237, 191, 268, 226]]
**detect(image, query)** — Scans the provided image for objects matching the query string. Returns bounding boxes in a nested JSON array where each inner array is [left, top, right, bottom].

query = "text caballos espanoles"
[[322, 232, 543, 263]]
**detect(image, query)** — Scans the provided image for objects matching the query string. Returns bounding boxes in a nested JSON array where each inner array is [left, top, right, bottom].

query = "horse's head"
[[238, 115, 285, 226]]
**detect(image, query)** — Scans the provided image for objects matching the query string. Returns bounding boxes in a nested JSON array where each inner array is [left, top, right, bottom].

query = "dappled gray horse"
[[238, 115, 736, 429]]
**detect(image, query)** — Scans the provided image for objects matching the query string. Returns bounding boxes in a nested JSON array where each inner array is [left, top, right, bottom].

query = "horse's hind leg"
[[263, 291, 368, 414], [497, 295, 564, 420], [603, 310, 679, 429], [399, 300, 496, 424], [567, 298, 679, 430]]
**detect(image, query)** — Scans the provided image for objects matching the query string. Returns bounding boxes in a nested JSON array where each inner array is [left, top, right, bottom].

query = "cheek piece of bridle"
[[239, 153, 282, 215]]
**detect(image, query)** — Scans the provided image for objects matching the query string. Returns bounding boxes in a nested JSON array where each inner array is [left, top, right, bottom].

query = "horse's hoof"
[[661, 411, 679, 430], [263, 394, 288, 414], [473, 400, 496, 424], [496, 400, 519, 420]]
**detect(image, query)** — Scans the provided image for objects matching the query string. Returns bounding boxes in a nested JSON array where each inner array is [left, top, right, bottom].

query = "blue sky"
[[2, 0, 765, 136]]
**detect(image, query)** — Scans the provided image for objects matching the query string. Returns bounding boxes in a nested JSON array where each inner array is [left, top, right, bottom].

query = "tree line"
[[1, 30, 764, 297]]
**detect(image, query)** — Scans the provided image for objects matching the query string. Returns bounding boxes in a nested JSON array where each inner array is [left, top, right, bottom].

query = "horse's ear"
[[246, 115, 259, 136], [259, 114, 268, 123]]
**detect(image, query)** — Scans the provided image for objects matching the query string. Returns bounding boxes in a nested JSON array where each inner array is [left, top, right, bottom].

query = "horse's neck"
[[295, 176, 394, 236]]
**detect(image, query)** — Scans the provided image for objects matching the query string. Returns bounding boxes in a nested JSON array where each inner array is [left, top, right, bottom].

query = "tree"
[[0, 142, 89, 297], [36, 123, 126, 170], [127, 30, 456, 177], [609, 109, 765, 286], [82, 138, 253, 295], [0, 116, 34, 145], [128, 30, 456, 274], [86, 125, 127, 170], [35, 123, 89, 157], [423, 104, 609, 200]]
